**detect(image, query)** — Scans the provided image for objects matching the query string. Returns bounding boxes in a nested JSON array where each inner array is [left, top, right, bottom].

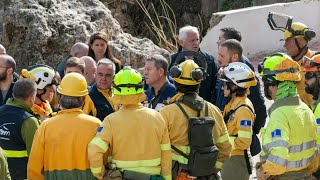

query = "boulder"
[[0, 0, 161, 71]]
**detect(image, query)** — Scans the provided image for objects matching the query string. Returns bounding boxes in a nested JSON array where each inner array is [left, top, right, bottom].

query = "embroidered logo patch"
[[316, 118, 320, 125], [271, 129, 282, 139], [97, 126, 104, 134], [240, 120, 252, 127]]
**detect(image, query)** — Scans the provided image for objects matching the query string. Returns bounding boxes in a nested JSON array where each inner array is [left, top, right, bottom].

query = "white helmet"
[[222, 62, 257, 88], [23, 65, 56, 90]]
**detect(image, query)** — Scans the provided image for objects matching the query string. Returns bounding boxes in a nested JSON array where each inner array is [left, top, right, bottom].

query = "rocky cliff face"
[[0, 0, 161, 71]]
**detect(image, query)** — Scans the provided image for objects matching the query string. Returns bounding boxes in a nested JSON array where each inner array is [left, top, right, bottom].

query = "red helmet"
[[302, 54, 320, 72]]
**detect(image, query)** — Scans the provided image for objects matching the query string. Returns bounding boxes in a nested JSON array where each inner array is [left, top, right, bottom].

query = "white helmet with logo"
[[222, 62, 257, 88]]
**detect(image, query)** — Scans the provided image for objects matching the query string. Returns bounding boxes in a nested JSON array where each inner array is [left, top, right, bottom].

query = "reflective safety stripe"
[[160, 143, 171, 151], [216, 134, 229, 143], [90, 137, 108, 152], [317, 128, 320, 135], [172, 153, 188, 164], [230, 136, 236, 150], [263, 140, 288, 153], [91, 166, 102, 174], [238, 131, 252, 139], [123, 166, 161, 175], [267, 150, 318, 168], [4, 150, 28, 158], [215, 161, 223, 169], [113, 158, 161, 168], [289, 140, 316, 153], [260, 155, 267, 162], [263, 140, 317, 153], [173, 145, 190, 154]]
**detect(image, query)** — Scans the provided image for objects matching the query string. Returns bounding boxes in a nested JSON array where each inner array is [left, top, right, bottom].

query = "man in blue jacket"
[[213, 37, 267, 156], [144, 54, 176, 111], [170, 25, 219, 101]]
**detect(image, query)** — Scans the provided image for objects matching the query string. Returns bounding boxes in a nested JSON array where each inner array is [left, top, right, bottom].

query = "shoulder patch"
[[240, 120, 252, 127], [97, 126, 104, 134], [271, 129, 282, 139], [316, 118, 320, 125]]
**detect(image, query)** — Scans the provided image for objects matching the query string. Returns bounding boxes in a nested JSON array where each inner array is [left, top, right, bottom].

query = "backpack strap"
[[224, 104, 254, 124], [171, 145, 189, 159], [175, 102, 190, 119]]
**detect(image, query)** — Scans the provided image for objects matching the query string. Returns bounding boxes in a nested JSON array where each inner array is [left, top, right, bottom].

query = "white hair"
[[97, 58, 116, 75], [179, 25, 199, 41]]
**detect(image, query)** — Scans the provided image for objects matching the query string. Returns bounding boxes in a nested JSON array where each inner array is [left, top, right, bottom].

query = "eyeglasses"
[[305, 72, 316, 80]]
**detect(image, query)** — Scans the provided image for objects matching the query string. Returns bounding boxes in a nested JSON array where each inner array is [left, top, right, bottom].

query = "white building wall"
[[200, 1, 320, 59]]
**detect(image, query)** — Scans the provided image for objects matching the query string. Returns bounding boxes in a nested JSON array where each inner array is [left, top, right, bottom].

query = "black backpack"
[[172, 101, 219, 177]]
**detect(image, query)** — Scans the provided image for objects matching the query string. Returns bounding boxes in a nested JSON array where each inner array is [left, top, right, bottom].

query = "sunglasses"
[[305, 72, 316, 80]]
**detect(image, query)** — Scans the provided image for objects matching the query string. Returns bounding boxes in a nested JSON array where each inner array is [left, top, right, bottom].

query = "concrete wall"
[[200, 1, 320, 59]]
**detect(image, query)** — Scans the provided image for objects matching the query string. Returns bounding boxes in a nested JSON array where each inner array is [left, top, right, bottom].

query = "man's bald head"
[[0, 54, 16, 72], [70, 42, 89, 58], [80, 56, 97, 86], [0, 44, 6, 55]]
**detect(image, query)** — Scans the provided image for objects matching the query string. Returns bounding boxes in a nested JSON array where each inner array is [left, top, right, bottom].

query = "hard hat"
[[169, 59, 204, 85], [258, 53, 301, 82], [222, 62, 257, 88], [20, 65, 56, 90], [283, 22, 316, 41], [57, 73, 88, 96], [113, 66, 143, 95], [302, 54, 320, 72]]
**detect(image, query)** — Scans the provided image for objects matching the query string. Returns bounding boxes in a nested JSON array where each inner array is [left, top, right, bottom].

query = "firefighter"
[[27, 73, 101, 179], [160, 59, 232, 179], [257, 53, 318, 179], [20, 65, 57, 120], [220, 62, 257, 180], [88, 66, 171, 180], [283, 22, 318, 106]]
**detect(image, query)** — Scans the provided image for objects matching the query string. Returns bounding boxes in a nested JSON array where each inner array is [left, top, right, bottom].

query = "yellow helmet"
[[258, 53, 301, 82], [169, 59, 205, 85], [57, 73, 88, 96], [113, 66, 143, 95], [283, 22, 316, 41]]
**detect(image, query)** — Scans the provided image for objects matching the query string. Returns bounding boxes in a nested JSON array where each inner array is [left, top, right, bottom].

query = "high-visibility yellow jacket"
[[27, 108, 101, 179], [223, 96, 254, 156], [88, 93, 171, 180], [160, 94, 232, 170], [260, 96, 318, 175], [296, 49, 316, 106], [31, 100, 53, 121], [312, 99, 320, 167], [83, 95, 97, 117]]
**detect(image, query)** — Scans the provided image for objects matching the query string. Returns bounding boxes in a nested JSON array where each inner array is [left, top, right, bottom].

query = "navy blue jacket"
[[89, 85, 114, 121], [0, 105, 33, 179], [145, 81, 176, 110], [170, 49, 219, 101]]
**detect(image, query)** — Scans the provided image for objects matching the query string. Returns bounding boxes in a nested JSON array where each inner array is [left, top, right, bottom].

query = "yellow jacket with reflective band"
[[260, 96, 318, 176], [83, 95, 97, 116], [88, 102, 171, 180], [296, 49, 316, 106], [312, 100, 320, 167], [223, 96, 254, 156], [27, 108, 101, 179], [159, 97, 232, 170], [31, 100, 53, 121]]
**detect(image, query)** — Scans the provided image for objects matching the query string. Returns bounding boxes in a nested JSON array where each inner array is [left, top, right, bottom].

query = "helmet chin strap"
[[292, 38, 308, 61], [36, 88, 47, 103]]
